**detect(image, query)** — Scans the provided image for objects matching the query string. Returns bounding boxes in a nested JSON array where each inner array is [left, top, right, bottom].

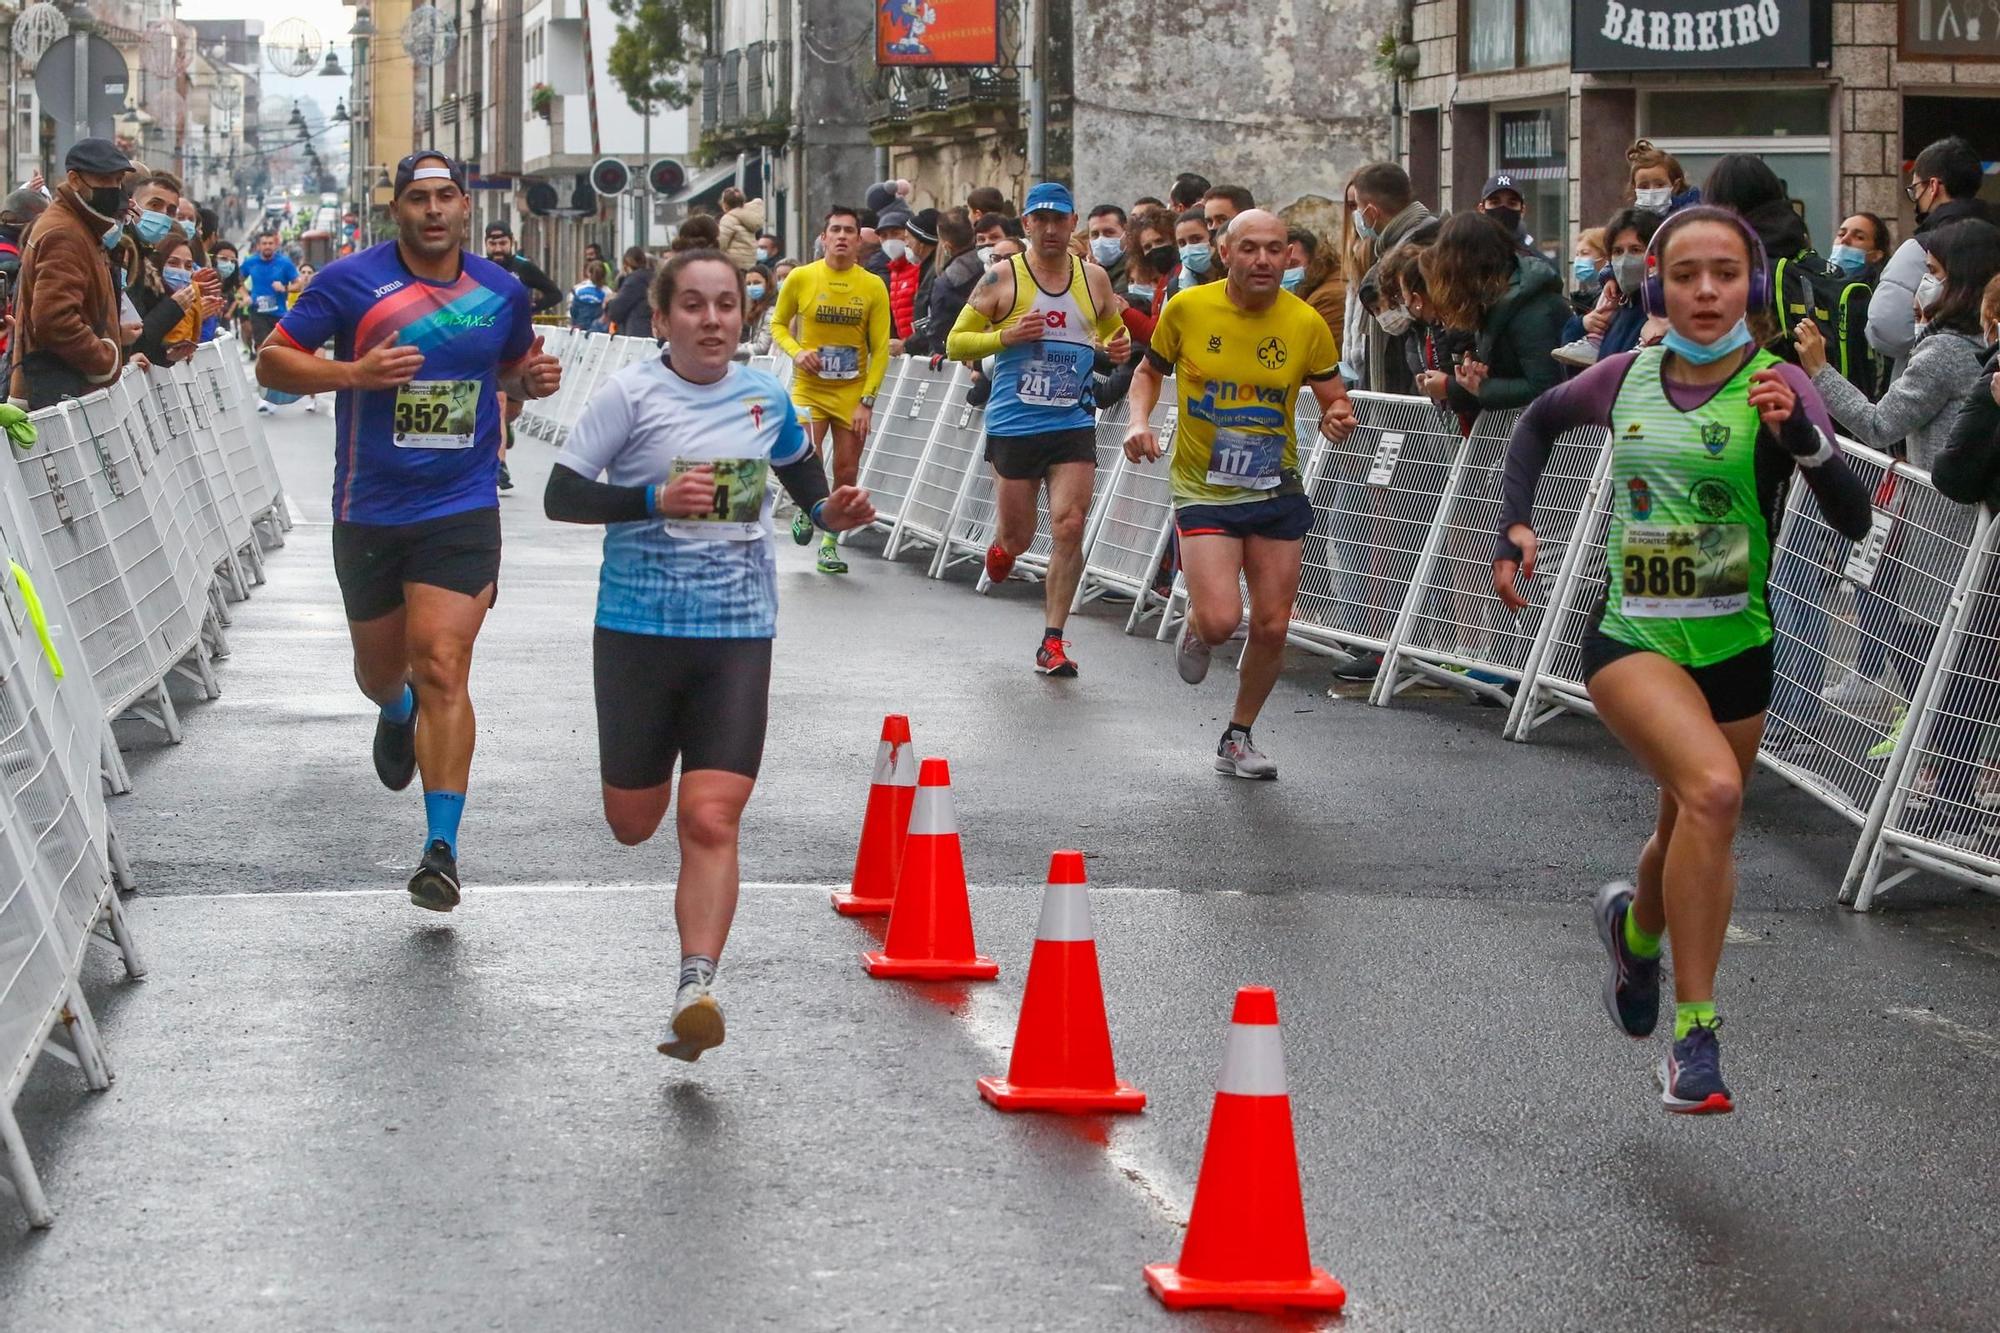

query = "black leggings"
[[592, 630, 772, 788]]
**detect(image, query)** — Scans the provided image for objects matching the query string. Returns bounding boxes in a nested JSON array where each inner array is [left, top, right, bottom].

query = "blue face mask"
[[1089, 236, 1122, 266], [177, 218, 195, 238], [1572, 256, 1599, 286], [1180, 243, 1211, 275], [1662, 317, 1753, 366], [136, 210, 175, 246], [1353, 206, 1377, 241], [162, 266, 192, 290], [101, 223, 123, 251], [1281, 265, 1305, 292], [744, 282, 766, 302], [1829, 243, 1868, 276], [1127, 280, 1153, 298], [215, 259, 236, 278]]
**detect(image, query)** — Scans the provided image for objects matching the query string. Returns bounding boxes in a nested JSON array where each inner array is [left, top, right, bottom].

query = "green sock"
[[1622, 906, 1663, 959], [1674, 1000, 1717, 1039]]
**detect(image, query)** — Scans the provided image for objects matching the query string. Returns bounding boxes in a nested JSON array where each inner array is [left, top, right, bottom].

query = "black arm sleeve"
[[774, 453, 830, 517], [1933, 370, 2000, 507], [516, 259, 565, 315], [544, 461, 652, 525]]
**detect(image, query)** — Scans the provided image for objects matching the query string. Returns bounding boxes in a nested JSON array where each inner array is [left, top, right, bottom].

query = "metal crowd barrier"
[[530, 354, 1999, 911], [2, 330, 288, 1226]]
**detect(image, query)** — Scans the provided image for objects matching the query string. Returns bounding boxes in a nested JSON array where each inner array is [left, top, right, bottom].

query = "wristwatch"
[[860, 395, 876, 407]]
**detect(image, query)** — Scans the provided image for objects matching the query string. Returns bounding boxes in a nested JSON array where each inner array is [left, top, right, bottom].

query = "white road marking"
[[1886, 1006, 2000, 1062]]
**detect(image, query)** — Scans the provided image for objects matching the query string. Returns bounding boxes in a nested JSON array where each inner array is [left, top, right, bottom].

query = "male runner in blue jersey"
[[256, 151, 562, 910]]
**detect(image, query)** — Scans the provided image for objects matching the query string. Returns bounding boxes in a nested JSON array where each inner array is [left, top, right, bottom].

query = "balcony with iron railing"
[[696, 40, 793, 162], [863, 6, 1024, 144]]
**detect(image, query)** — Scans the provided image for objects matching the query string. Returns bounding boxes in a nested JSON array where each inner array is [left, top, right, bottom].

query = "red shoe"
[[985, 543, 1016, 583], [1036, 634, 1078, 678]]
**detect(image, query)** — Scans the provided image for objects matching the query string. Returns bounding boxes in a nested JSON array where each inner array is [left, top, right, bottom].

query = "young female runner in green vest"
[[1493, 206, 1874, 1113]]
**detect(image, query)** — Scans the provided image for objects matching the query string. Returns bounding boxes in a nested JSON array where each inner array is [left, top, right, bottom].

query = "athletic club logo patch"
[[1700, 422, 1731, 455], [1690, 477, 1734, 519], [1628, 476, 1652, 518], [748, 400, 766, 429], [1257, 336, 1287, 369]]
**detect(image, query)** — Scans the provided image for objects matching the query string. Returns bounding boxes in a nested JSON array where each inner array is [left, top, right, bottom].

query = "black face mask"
[[1145, 242, 1177, 275], [1485, 206, 1522, 237], [78, 184, 127, 219]]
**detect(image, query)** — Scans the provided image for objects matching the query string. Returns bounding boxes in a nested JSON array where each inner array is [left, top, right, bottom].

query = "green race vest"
[[1601, 345, 1776, 667]]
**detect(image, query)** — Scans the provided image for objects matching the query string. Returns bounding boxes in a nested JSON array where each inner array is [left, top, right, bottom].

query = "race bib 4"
[[663, 457, 770, 542]]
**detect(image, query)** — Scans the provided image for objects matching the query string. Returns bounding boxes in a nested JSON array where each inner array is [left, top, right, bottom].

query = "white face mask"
[[1375, 305, 1413, 336], [882, 238, 908, 263], [977, 245, 996, 267], [1634, 186, 1673, 211], [1916, 271, 1945, 315]]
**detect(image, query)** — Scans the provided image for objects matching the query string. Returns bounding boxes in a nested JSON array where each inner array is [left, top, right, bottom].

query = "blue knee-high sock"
[[380, 683, 415, 725], [424, 791, 465, 856]]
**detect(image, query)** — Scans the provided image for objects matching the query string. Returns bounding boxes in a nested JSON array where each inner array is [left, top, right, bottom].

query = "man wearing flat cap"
[[10, 137, 133, 408]]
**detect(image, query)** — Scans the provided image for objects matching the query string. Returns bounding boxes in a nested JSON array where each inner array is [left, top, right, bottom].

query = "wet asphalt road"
[[3, 391, 2000, 1332]]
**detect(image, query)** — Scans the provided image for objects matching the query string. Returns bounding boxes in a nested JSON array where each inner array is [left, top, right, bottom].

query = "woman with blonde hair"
[[1339, 169, 1375, 383]]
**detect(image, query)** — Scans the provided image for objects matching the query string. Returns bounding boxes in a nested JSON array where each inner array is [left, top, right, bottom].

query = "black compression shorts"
[[1581, 621, 1773, 725], [593, 630, 772, 787], [331, 509, 501, 622], [985, 427, 1098, 481]]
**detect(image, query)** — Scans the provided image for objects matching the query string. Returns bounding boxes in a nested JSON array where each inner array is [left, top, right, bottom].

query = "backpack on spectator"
[[1771, 251, 1880, 398]]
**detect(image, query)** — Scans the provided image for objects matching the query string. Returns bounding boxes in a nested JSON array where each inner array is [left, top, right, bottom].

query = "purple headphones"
[[1640, 205, 1770, 318]]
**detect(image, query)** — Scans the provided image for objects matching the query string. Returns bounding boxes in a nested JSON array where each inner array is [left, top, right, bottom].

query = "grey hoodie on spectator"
[[1811, 327, 1985, 471]]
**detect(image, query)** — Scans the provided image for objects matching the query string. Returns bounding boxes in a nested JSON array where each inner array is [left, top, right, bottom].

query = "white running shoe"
[[255, 401, 276, 415], [1176, 621, 1212, 685], [1215, 731, 1277, 780], [304, 397, 318, 414], [658, 978, 726, 1062], [1821, 671, 1892, 715], [1552, 337, 1600, 368]]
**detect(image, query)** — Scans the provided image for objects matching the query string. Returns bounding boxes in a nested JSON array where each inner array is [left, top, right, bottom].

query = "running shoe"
[[985, 542, 1016, 584], [1215, 731, 1277, 780], [790, 508, 814, 545], [1332, 652, 1382, 683], [1658, 1021, 1733, 1115], [1036, 634, 1078, 677], [1175, 621, 1212, 684], [1551, 337, 1600, 368], [407, 839, 462, 913], [658, 977, 726, 1062], [372, 694, 418, 792], [817, 535, 848, 575], [1592, 881, 1661, 1039], [497, 461, 514, 491], [1821, 671, 1891, 715], [255, 400, 276, 415], [304, 397, 318, 414]]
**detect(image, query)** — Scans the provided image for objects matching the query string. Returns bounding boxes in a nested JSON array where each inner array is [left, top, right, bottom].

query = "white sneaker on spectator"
[[1552, 338, 1600, 368], [1821, 671, 1891, 715], [304, 396, 318, 414], [255, 401, 275, 415]]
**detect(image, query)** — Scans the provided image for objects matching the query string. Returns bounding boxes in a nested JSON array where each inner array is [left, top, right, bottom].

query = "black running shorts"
[[985, 427, 1098, 481], [1581, 621, 1773, 725], [331, 509, 502, 623], [592, 630, 772, 788]]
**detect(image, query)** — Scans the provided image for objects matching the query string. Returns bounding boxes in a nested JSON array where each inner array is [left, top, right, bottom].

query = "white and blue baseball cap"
[[1023, 181, 1075, 217]]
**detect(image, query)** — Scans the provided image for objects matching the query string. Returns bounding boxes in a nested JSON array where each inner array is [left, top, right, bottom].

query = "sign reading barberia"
[[1571, 0, 1829, 70]]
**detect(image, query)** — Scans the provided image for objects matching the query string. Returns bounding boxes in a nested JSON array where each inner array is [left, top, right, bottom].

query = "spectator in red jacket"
[[878, 203, 920, 343]]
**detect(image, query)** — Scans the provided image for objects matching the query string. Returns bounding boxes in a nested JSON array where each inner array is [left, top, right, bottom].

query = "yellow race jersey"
[[769, 259, 892, 402], [1149, 283, 1339, 506]]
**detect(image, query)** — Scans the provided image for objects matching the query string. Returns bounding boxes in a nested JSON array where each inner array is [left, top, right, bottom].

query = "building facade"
[[1401, 0, 2000, 258]]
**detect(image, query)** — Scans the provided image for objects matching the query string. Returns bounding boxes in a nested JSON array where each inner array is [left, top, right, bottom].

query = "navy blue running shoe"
[[1658, 1022, 1733, 1115], [1593, 881, 1660, 1039]]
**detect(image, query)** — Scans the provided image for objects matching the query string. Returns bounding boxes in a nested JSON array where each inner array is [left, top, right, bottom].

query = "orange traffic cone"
[[831, 714, 917, 916], [978, 850, 1144, 1113], [862, 757, 999, 981], [1144, 987, 1345, 1313]]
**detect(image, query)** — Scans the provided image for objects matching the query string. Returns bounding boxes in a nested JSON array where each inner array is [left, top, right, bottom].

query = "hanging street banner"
[[876, 0, 1002, 67]]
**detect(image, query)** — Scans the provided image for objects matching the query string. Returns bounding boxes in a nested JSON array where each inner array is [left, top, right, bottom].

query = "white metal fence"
[[1, 332, 287, 1226], [529, 350, 2000, 912]]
